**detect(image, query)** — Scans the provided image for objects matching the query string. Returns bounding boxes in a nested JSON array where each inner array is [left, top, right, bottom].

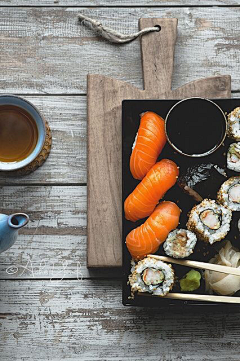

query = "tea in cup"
[[0, 95, 46, 171]]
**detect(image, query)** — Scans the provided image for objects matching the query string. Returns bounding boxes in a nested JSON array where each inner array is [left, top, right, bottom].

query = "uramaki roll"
[[163, 229, 197, 259], [217, 177, 240, 211], [187, 199, 232, 245], [129, 257, 174, 297], [227, 107, 240, 141]]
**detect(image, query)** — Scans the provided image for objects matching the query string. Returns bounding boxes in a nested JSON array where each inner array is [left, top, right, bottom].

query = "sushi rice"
[[187, 199, 232, 245], [217, 177, 240, 211], [163, 229, 197, 259], [227, 107, 240, 141], [227, 143, 240, 172], [129, 257, 174, 297]]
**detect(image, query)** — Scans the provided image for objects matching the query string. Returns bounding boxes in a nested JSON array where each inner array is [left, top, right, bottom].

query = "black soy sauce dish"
[[122, 98, 240, 311], [165, 97, 227, 158]]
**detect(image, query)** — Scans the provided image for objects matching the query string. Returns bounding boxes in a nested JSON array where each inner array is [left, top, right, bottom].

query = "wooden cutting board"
[[87, 18, 231, 268]]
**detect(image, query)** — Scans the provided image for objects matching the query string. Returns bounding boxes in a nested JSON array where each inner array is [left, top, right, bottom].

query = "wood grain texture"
[[87, 16, 231, 268], [0, 7, 239, 94], [1, 279, 240, 360], [0, 185, 87, 279], [140, 18, 178, 93], [0, 0, 239, 5], [0, 185, 121, 279]]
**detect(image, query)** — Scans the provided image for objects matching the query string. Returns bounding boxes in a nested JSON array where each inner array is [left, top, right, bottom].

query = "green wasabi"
[[180, 269, 201, 292]]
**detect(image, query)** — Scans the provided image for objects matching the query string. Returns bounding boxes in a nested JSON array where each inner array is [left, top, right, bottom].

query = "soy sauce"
[[165, 98, 227, 156]]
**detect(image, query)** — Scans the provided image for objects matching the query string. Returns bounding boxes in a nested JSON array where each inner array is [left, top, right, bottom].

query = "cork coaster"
[[2, 119, 52, 177]]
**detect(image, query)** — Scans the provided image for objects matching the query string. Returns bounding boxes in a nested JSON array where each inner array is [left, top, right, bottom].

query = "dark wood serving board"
[[87, 18, 231, 268]]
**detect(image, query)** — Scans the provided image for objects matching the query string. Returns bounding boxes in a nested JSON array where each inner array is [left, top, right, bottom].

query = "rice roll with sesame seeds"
[[227, 107, 240, 141], [187, 199, 232, 245], [128, 257, 174, 297], [163, 229, 197, 259], [217, 177, 240, 211], [227, 143, 240, 172]]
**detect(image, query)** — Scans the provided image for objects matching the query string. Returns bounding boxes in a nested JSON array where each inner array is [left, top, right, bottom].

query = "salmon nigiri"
[[130, 111, 166, 180], [126, 201, 181, 259], [124, 159, 179, 222]]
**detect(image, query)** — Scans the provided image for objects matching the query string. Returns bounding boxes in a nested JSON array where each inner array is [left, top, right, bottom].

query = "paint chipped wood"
[[0, 185, 122, 279], [1, 280, 240, 360], [0, 8, 239, 94], [1, 0, 239, 5]]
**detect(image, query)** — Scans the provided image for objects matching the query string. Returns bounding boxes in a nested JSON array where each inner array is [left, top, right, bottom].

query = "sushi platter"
[[122, 98, 240, 309]]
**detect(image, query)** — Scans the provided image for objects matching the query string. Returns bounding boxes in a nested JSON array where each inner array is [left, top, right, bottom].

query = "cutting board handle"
[[139, 18, 178, 94]]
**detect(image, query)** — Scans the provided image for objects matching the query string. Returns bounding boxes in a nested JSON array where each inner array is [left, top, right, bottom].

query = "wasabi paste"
[[180, 269, 201, 292]]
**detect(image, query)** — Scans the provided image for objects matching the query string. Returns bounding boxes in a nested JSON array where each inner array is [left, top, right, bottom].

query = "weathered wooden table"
[[0, 2, 240, 360]]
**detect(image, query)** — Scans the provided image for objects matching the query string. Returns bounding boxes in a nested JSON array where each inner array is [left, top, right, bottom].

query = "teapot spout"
[[8, 213, 29, 230]]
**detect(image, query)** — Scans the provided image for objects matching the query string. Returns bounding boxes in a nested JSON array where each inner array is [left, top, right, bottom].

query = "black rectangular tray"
[[122, 98, 240, 311]]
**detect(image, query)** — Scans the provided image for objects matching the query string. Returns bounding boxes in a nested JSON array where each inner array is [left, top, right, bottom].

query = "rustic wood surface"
[[0, 1, 239, 6], [0, 2, 240, 360], [1, 280, 240, 361], [0, 7, 239, 94], [87, 16, 230, 268]]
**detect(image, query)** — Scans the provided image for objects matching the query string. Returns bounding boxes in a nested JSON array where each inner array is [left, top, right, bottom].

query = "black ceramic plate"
[[122, 99, 240, 311]]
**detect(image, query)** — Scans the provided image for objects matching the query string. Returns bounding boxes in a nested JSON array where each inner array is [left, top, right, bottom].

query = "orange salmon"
[[125, 159, 179, 222], [130, 111, 166, 180], [126, 201, 181, 259]]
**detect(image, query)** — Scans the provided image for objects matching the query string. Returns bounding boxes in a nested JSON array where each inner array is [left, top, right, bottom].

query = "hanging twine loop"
[[78, 13, 160, 44]]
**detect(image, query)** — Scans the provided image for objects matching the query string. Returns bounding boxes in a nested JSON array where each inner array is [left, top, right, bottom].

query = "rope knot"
[[78, 13, 160, 44]]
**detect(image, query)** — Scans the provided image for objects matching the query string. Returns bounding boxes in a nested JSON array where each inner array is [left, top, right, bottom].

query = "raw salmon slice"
[[125, 159, 179, 222], [126, 201, 181, 259], [130, 111, 166, 180]]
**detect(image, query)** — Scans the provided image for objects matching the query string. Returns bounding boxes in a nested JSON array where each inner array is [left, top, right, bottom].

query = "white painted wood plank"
[[1, 279, 240, 360], [0, 7, 239, 94], [0, 185, 86, 279], [0, 234, 87, 279], [0, 234, 122, 279], [0, 1, 239, 6], [0, 185, 121, 279], [0, 96, 87, 185]]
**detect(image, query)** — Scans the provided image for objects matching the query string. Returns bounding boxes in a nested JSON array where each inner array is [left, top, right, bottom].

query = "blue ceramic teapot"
[[0, 213, 29, 253]]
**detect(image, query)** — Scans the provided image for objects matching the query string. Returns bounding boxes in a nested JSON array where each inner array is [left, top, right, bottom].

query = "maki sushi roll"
[[129, 256, 174, 297], [227, 143, 240, 172], [187, 199, 232, 244], [163, 229, 197, 259], [227, 107, 240, 141], [217, 177, 240, 211]]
